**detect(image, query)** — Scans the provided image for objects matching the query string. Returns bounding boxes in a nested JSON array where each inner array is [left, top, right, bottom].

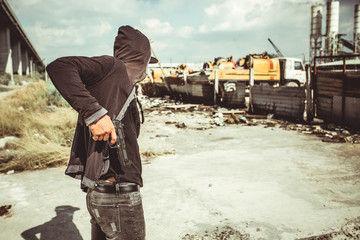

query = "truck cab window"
[[294, 61, 304, 71]]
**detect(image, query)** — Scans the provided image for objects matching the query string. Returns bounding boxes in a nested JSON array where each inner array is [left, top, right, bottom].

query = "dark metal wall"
[[251, 85, 306, 120], [314, 55, 360, 130]]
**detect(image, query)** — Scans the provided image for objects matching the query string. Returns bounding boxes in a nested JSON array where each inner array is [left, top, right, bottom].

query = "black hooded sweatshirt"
[[46, 26, 151, 190]]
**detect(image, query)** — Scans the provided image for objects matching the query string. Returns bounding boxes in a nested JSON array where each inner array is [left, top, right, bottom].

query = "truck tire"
[[286, 81, 299, 87]]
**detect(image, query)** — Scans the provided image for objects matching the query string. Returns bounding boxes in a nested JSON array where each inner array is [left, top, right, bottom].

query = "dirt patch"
[[181, 226, 250, 240], [0, 205, 12, 218], [140, 150, 175, 164]]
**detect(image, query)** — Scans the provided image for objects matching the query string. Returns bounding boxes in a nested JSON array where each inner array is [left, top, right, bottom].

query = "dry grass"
[[0, 80, 77, 172]]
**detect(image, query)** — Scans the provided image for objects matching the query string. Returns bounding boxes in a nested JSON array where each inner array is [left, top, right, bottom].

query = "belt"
[[94, 182, 139, 194]]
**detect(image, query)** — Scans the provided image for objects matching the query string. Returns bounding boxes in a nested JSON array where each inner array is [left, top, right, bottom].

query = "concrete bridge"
[[0, 0, 43, 79]]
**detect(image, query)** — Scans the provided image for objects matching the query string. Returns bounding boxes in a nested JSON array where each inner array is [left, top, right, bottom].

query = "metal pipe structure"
[[324, 0, 340, 57], [309, 3, 323, 65], [355, 3, 360, 54]]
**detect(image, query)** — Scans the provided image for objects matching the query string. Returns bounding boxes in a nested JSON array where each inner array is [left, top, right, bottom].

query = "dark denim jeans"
[[86, 183, 145, 240]]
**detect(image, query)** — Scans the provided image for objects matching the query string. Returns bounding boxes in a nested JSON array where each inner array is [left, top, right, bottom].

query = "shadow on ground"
[[21, 205, 83, 240]]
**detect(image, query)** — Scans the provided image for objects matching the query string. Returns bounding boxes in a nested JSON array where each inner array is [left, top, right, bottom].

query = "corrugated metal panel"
[[221, 81, 246, 108], [166, 75, 214, 104], [251, 85, 305, 119], [315, 68, 360, 129], [317, 96, 333, 120]]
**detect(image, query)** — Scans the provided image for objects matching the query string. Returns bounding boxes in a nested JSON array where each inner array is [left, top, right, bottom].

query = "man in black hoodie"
[[46, 25, 157, 240]]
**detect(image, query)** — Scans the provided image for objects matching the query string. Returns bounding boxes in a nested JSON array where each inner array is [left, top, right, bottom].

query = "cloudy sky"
[[7, 0, 357, 65]]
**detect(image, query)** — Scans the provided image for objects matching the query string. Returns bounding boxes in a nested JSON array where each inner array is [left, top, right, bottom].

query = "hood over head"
[[113, 25, 157, 84]]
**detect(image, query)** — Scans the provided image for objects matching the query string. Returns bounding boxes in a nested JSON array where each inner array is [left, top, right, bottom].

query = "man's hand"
[[89, 115, 117, 145]]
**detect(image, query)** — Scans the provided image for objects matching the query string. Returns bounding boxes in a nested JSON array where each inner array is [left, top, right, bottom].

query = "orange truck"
[[208, 56, 305, 86]]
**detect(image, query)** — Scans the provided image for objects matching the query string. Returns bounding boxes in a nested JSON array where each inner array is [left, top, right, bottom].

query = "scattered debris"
[[176, 122, 187, 128], [298, 217, 360, 240], [264, 122, 276, 128], [180, 218, 360, 240], [165, 121, 178, 124], [267, 113, 274, 119], [326, 123, 337, 131], [155, 134, 169, 138], [224, 113, 247, 125], [216, 109, 246, 115], [181, 226, 250, 240], [0, 205, 12, 218], [139, 96, 360, 144], [166, 104, 198, 111], [140, 150, 175, 164], [239, 116, 247, 124]]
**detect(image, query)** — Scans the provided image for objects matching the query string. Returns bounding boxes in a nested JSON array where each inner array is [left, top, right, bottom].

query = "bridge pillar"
[[29, 57, 33, 77], [0, 26, 13, 74], [11, 40, 22, 75], [22, 49, 29, 75]]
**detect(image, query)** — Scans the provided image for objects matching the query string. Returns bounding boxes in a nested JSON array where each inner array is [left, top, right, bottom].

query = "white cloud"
[[151, 41, 169, 52], [7, 0, 40, 10], [140, 18, 174, 35], [204, 4, 219, 16], [28, 23, 84, 49], [27, 20, 112, 55], [92, 21, 113, 36], [178, 26, 195, 38], [199, 0, 313, 33]]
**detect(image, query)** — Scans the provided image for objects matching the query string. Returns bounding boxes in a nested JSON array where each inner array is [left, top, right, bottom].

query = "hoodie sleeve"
[[46, 56, 114, 125]]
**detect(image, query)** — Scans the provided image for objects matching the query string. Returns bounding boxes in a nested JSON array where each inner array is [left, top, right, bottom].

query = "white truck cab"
[[277, 57, 306, 86]]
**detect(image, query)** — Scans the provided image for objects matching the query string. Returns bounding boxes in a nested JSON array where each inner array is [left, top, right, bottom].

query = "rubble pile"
[[179, 218, 360, 240], [138, 95, 173, 109], [299, 217, 360, 240], [279, 122, 360, 144], [181, 226, 250, 240], [140, 96, 212, 115], [139, 97, 360, 144]]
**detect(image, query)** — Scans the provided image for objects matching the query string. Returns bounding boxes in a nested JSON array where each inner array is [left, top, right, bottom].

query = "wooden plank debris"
[[166, 104, 198, 110]]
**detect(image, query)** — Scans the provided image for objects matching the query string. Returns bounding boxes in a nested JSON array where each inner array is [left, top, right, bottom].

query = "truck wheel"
[[286, 81, 299, 87]]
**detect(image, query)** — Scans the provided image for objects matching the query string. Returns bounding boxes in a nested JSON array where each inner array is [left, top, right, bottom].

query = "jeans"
[[86, 183, 145, 240]]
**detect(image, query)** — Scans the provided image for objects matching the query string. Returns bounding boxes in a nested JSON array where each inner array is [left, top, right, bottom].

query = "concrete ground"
[[0, 103, 360, 239]]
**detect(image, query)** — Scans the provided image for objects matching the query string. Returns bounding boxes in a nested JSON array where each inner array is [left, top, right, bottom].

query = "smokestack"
[[325, 0, 339, 57], [355, 3, 360, 54]]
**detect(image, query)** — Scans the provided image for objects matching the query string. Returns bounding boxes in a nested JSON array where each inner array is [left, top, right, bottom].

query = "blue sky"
[[7, 0, 357, 65]]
